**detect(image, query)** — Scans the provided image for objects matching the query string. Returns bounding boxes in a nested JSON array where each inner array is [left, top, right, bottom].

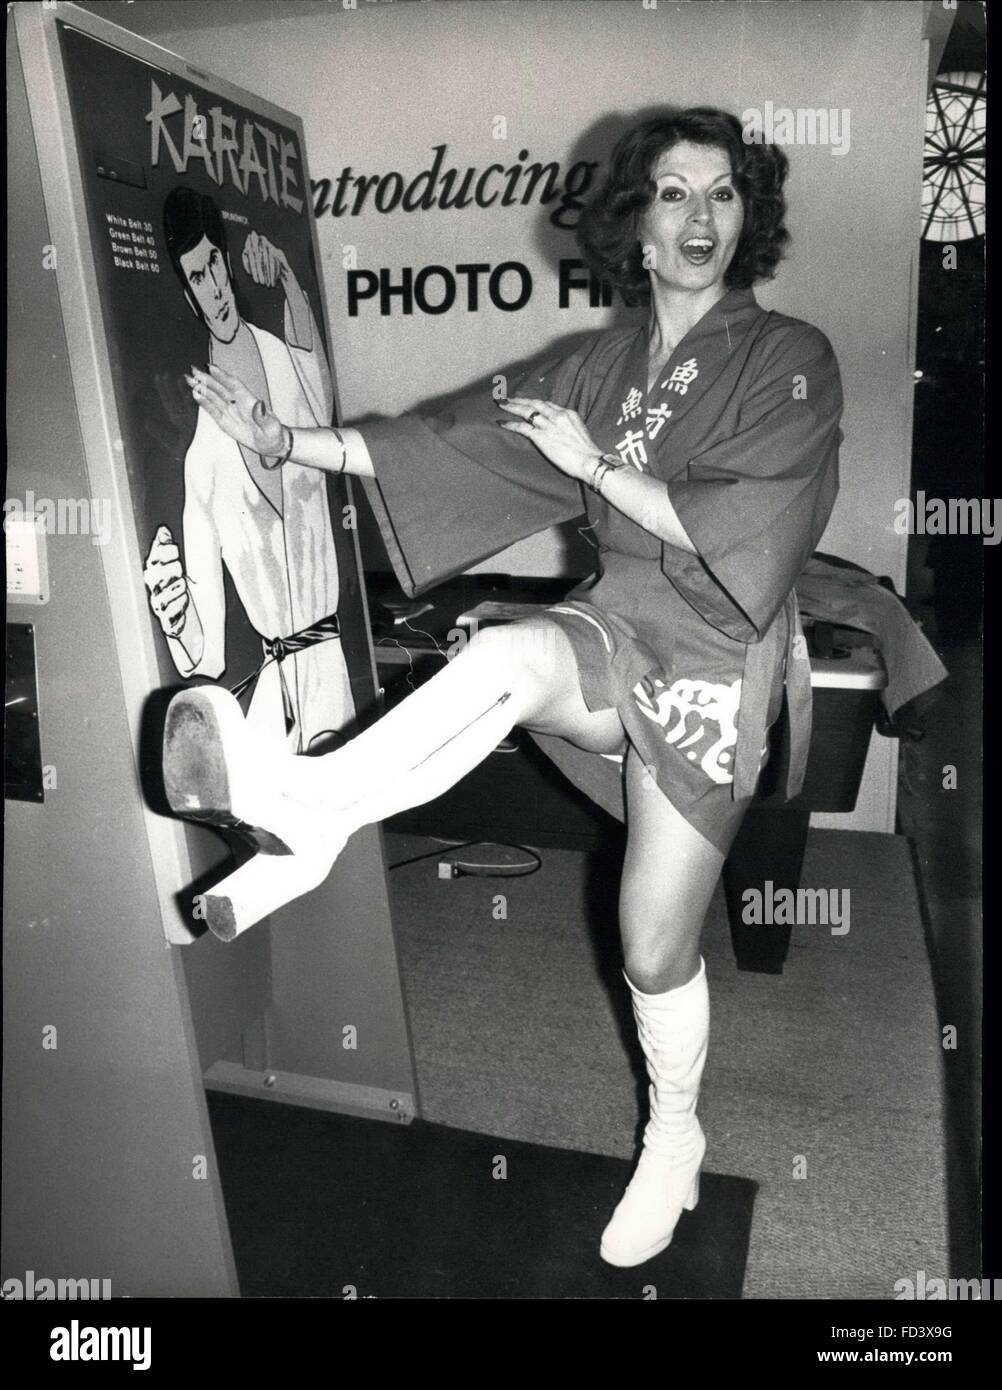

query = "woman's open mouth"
[[679, 236, 716, 266]]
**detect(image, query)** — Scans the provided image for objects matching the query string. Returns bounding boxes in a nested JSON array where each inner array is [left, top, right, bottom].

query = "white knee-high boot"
[[164, 667, 523, 939], [600, 959, 709, 1267]]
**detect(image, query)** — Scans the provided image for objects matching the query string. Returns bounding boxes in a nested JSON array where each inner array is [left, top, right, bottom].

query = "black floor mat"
[[208, 1093, 757, 1298]]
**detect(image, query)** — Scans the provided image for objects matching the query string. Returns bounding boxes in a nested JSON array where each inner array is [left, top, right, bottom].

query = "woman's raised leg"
[[164, 618, 624, 938], [286, 617, 626, 819]]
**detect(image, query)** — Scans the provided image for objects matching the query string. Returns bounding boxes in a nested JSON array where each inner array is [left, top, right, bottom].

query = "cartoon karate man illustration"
[[143, 186, 353, 751]]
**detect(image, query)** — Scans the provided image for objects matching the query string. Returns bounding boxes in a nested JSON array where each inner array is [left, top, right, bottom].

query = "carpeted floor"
[[383, 826, 950, 1299]]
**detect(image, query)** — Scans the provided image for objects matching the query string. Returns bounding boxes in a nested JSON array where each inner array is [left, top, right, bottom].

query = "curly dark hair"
[[577, 108, 790, 304]]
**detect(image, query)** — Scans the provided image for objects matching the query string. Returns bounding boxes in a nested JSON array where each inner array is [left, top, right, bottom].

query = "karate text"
[[146, 81, 304, 212]]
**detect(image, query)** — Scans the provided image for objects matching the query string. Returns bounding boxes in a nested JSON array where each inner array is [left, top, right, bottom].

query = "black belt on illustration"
[[229, 611, 342, 734]]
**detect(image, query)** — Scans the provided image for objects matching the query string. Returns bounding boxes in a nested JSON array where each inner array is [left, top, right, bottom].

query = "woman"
[[165, 108, 843, 1268]]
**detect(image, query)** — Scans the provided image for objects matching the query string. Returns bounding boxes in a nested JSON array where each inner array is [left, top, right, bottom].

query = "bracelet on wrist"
[[587, 452, 626, 496], [262, 424, 294, 470], [331, 426, 347, 474]]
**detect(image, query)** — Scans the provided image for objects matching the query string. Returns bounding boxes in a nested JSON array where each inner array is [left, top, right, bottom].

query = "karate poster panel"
[[56, 22, 375, 761], [39, 12, 417, 1117]]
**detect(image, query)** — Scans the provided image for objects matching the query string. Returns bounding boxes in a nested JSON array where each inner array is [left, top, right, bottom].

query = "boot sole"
[[599, 1232, 677, 1267], [164, 689, 293, 856]]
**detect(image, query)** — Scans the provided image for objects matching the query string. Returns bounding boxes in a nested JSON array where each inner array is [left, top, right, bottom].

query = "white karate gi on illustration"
[[165, 300, 354, 751]]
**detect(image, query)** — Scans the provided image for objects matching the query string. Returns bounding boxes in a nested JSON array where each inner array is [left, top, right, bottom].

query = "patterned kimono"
[[361, 288, 842, 852]]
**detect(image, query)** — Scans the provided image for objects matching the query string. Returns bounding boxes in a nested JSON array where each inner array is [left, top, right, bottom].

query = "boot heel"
[[683, 1172, 700, 1211], [197, 846, 338, 942]]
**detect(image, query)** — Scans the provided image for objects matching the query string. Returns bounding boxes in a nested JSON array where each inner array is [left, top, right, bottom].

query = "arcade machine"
[[5, 2, 416, 1297]]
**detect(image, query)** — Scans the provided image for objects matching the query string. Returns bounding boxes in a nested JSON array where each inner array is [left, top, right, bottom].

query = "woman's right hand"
[[186, 364, 287, 456]]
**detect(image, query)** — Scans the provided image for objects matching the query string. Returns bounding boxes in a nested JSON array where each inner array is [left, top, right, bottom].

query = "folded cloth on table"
[[797, 553, 948, 735]]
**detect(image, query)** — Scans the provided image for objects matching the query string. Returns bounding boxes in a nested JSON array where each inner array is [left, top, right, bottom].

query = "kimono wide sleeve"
[[359, 343, 594, 597], [663, 323, 843, 643]]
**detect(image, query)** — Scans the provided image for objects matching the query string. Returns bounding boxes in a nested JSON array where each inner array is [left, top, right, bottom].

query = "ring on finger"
[[528, 410, 542, 427]]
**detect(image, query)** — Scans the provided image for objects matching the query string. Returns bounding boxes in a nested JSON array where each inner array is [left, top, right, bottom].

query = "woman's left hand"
[[188, 364, 288, 456], [498, 397, 602, 483]]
